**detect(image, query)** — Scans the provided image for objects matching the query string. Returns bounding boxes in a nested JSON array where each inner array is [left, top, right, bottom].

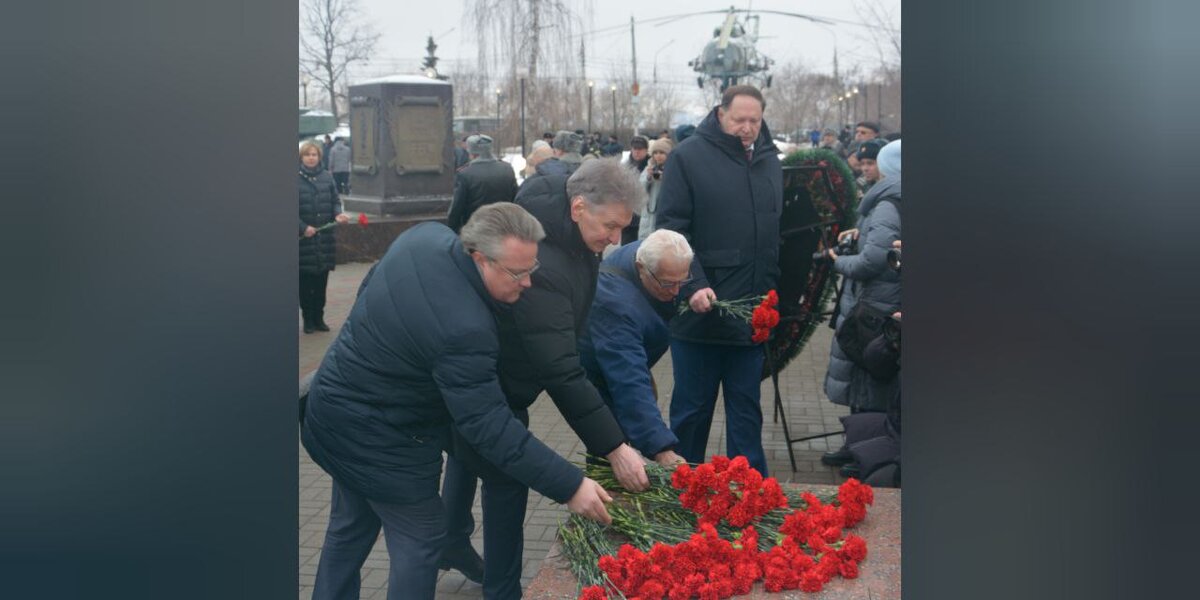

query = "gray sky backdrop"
[[318, 0, 900, 114]]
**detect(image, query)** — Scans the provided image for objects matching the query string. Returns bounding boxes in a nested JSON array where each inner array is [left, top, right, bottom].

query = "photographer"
[[820, 140, 902, 478], [636, 137, 675, 240]]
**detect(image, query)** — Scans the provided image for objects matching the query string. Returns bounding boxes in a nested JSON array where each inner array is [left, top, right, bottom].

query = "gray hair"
[[636, 229, 693, 272], [459, 202, 545, 259], [566, 157, 646, 214]]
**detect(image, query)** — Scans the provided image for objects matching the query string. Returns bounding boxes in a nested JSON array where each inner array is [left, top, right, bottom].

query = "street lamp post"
[[653, 39, 675, 84], [301, 75, 310, 106], [495, 88, 502, 141], [610, 84, 617, 136], [587, 81, 594, 134], [520, 77, 527, 156]]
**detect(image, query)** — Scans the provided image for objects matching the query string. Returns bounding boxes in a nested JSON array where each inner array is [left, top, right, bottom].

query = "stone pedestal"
[[346, 75, 455, 216], [524, 486, 902, 600]]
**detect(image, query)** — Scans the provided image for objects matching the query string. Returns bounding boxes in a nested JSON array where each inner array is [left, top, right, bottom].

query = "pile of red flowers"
[[577, 459, 875, 599], [670, 456, 787, 527], [750, 290, 780, 343]]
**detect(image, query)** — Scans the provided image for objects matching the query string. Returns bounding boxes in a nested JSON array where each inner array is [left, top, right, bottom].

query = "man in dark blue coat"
[[655, 84, 782, 476], [446, 134, 518, 233], [441, 158, 650, 599], [301, 203, 615, 600], [578, 229, 699, 466]]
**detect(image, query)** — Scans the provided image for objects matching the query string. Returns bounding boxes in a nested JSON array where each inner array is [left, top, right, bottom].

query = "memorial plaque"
[[343, 76, 455, 215]]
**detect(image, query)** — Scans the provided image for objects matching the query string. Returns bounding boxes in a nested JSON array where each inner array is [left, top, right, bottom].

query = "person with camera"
[[821, 139, 902, 479], [636, 137, 674, 240]]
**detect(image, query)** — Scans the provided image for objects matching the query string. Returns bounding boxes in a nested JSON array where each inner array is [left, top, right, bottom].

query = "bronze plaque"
[[387, 96, 445, 175], [350, 100, 377, 176]]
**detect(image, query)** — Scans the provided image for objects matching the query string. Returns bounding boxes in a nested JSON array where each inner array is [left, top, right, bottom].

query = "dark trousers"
[[668, 339, 768, 476], [312, 479, 446, 600], [441, 456, 527, 600], [333, 172, 350, 194], [299, 270, 330, 321]]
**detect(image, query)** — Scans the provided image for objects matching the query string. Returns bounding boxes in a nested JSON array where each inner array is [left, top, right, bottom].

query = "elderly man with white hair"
[[578, 229, 704, 467]]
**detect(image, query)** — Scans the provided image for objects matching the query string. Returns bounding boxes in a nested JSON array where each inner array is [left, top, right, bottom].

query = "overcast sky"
[[318, 0, 900, 112]]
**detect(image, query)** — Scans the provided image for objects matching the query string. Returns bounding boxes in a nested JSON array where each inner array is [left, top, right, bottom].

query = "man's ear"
[[570, 196, 586, 222]]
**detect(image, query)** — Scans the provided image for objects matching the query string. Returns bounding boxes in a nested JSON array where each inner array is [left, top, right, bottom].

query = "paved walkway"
[[298, 260, 851, 600]]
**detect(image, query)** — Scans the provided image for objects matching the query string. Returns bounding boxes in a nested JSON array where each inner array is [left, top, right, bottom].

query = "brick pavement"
[[298, 261, 851, 600]]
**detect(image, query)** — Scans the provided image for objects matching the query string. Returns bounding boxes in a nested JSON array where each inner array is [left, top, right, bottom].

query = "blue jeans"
[[442, 455, 528, 600], [312, 479, 446, 600], [668, 339, 768, 476]]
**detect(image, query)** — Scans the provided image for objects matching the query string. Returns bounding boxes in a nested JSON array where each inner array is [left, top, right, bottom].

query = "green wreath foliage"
[[761, 148, 859, 378]]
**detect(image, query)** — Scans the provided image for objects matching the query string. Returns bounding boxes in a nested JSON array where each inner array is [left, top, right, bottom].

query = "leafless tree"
[[300, 0, 380, 123], [853, 0, 901, 70], [463, 0, 591, 80]]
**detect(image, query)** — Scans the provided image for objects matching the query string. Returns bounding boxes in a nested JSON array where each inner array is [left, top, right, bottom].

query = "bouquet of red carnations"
[[678, 289, 780, 343], [562, 456, 874, 599]]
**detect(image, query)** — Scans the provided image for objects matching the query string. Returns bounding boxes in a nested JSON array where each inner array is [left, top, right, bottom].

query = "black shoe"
[[314, 320, 331, 332], [821, 446, 854, 466], [840, 463, 862, 479], [303, 323, 315, 334], [438, 544, 484, 584]]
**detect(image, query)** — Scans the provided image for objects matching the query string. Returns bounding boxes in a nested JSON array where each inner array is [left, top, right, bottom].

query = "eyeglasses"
[[640, 262, 692, 290], [489, 256, 540, 281]]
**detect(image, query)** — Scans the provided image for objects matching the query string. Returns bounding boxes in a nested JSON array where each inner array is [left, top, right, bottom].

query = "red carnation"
[[578, 585, 608, 600], [357, 212, 369, 226], [799, 569, 826, 593], [839, 558, 860, 579]]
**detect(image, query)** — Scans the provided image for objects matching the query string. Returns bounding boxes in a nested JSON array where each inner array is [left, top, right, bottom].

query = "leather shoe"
[[821, 446, 854, 466], [840, 463, 862, 479], [439, 543, 484, 584], [314, 320, 331, 332]]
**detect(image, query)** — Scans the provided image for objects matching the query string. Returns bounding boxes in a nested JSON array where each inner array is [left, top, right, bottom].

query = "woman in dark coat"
[[298, 141, 349, 334]]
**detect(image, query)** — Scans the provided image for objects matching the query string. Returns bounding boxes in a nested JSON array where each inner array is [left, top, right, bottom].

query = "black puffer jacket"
[[454, 175, 626, 474], [301, 223, 584, 504], [655, 106, 783, 345], [446, 158, 519, 233], [298, 166, 340, 274]]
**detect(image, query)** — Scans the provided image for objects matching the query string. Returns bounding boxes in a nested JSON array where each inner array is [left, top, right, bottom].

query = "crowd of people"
[[297, 85, 902, 599]]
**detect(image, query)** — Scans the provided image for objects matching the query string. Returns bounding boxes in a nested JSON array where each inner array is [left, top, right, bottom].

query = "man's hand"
[[335, 213, 351, 224], [839, 228, 859, 243], [654, 449, 686, 467], [303, 226, 317, 238], [566, 478, 613, 525], [606, 443, 650, 492], [688, 288, 716, 313]]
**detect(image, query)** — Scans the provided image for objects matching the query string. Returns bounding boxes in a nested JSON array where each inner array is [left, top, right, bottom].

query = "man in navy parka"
[[301, 203, 614, 600]]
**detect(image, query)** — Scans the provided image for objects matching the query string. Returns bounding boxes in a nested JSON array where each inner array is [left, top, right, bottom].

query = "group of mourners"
[[296, 84, 903, 600]]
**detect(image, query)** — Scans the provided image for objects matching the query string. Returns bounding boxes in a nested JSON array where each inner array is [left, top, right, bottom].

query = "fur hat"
[[856, 138, 887, 161], [466, 134, 494, 156], [648, 138, 674, 155], [674, 124, 697, 143], [630, 135, 649, 149], [552, 130, 584, 153]]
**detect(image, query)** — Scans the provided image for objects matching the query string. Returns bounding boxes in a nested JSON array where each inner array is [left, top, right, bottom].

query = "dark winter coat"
[[446, 157, 519, 233], [655, 105, 783, 345], [533, 156, 580, 179], [298, 166, 341, 275], [452, 174, 627, 477], [578, 241, 679, 458], [824, 176, 902, 412], [301, 223, 584, 505]]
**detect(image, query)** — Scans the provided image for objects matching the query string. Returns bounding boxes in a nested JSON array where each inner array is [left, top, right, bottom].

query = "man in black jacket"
[[655, 84, 783, 477], [446, 134, 518, 233], [441, 158, 649, 599], [301, 203, 614, 600]]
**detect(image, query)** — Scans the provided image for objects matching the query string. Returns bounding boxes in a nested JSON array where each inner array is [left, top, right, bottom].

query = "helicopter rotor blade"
[[717, 12, 736, 49]]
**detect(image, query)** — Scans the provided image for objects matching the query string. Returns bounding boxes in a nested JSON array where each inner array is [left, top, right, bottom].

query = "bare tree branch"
[[300, 0, 380, 122]]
